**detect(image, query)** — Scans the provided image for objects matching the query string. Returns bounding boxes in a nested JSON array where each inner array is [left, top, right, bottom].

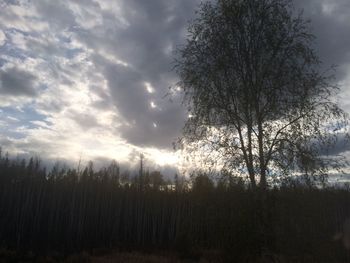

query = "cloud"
[[0, 67, 38, 96], [77, 0, 201, 148], [293, 0, 350, 80], [0, 0, 350, 171], [1, 0, 196, 153], [0, 30, 5, 46], [320, 133, 350, 156]]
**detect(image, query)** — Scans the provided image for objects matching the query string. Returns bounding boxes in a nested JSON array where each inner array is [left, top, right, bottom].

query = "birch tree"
[[175, 0, 348, 189]]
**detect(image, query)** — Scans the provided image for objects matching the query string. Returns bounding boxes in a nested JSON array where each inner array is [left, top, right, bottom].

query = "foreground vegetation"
[[0, 152, 349, 262]]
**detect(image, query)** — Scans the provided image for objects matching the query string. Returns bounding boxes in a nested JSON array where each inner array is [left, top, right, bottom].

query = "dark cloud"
[[100, 60, 184, 148], [293, 0, 350, 80], [321, 133, 350, 156], [0, 67, 37, 97], [33, 1, 77, 31], [80, 0, 201, 149]]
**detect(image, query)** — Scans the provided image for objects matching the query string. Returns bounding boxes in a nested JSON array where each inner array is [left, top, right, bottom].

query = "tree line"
[[0, 151, 350, 262]]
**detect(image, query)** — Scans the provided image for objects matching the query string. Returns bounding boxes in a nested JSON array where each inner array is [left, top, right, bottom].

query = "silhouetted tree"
[[107, 160, 120, 185], [175, 0, 348, 189], [148, 171, 164, 190], [192, 173, 214, 193]]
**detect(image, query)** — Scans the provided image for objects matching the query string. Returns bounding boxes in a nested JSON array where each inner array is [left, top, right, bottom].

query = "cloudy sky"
[[0, 0, 350, 171]]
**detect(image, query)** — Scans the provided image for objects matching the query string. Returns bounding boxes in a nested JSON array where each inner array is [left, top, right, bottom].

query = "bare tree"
[[175, 0, 348, 189]]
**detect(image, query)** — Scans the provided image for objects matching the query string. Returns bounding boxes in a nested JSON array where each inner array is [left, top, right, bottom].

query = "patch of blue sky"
[[3, 0, 22, 6], [4, 28, 30, 49], [0, 105, 50, 130], [1, 44, 28, 62], [2, 129, 26, 140], [324, 120, 348, 133], [6, 28, 31, 37]]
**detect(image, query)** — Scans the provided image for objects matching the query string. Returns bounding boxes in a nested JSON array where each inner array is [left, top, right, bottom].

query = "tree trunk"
[[257, 118, 267, 190]]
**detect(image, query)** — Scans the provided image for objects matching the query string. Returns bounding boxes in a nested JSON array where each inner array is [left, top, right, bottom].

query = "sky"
[[0, 0, 350, 172]]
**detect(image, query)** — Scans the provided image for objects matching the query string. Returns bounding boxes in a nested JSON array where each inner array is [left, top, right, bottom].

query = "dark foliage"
[[0, 152, 350, 262], [174, 0, 349, 190]]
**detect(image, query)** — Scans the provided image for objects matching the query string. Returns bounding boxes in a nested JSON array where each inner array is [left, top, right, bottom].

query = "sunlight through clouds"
[[0, 0, 350, 174], [145, 82, 155, 93]]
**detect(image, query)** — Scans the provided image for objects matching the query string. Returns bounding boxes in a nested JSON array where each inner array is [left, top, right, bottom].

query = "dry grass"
[[1, 248, 348, 263], [62, 250, 225, 263]]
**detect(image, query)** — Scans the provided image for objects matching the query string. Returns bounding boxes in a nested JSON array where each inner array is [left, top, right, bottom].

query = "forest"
[[0, 151, 349, 262], [1, 0, 350, 262]]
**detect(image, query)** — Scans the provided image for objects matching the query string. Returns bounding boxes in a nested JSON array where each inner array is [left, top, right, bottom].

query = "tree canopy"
[[175, 0, 348, 189]]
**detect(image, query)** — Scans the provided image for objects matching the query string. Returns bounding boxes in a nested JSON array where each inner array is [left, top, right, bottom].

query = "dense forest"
[[0, 150, 349, 262]]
